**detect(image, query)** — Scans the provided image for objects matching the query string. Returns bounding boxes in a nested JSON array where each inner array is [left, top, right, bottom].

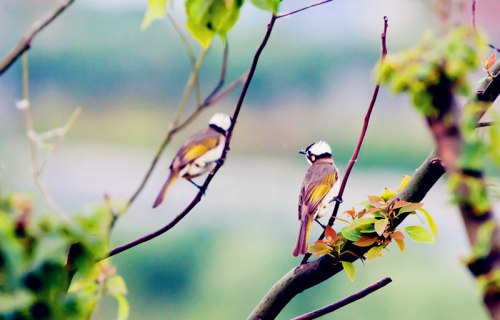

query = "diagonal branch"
[[276, 0, 335, 19], [291, 277, 392, 320], [247, 51, 500, 320], [301, 16, 388, 265], [104, 14, 278, 259], [0, 0, 75, 76]]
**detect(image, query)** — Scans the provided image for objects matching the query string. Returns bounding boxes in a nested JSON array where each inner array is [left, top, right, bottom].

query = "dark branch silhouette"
[[276, 0, 335, 19], [291, 277, 392, 320]]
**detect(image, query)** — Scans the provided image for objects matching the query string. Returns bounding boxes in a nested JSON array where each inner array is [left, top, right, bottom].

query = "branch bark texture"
[[0, 0, 75, 76], [247, 60, 500, 320]]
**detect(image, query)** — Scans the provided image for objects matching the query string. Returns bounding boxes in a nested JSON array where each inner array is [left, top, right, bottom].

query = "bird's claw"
[[330, 196, 343, 204]]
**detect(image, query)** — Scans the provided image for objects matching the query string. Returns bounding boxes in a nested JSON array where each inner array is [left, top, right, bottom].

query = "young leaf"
[[404, 226, 435, 243], [366, 246, 383, 261], [418, 208, 437, 238], [394, 239, 405, 254], [360, 224, 376, 233], [399, 202, 424, 214], [186, 0, 244, 48], [107, 275, 128, 295], [368, 195, 386, 208], [380, 188, 396, 202], [374, 218, 389, 236], [340, 227, 362, 242], [348, 217, 377, 230], [141, 0, 167, 30], [483, 53, 496, 70], [397, 175, 411, 191], [344, 207, 356, 218], [353, 236, 377, 247], [391, 230, 405, 240], [313, 248, 331, 258], [308, 243, 329, 253], [251, 0, 280, 14], [392, 200, 411, 209], [341, 261, 356, 282], [325, 225, 337, 242]]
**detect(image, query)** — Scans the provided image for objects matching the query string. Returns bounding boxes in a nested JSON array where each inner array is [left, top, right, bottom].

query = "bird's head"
[[299, 141, 332, 164], [209, 113, 232, 135]]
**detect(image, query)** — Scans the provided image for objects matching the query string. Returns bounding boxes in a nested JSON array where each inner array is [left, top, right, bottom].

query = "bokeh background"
[[1, 0, 500, 319]]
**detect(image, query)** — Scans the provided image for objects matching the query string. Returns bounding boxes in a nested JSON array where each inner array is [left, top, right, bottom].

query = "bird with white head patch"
[[293, 140, 340, 256], [153, 113, 232, 208]]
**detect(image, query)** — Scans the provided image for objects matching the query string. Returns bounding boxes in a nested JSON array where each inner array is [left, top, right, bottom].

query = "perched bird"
[[293, 141, 340, 257], [153, 113, 232, 208]]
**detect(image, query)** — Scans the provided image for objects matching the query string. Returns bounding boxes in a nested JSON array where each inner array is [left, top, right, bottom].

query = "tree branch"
[[276, 0, 335, 19], [301, 16, 388, 265], [104, 14, 277, 259], [247, 52, 500, 320], [291, 277, 392, 320], [0, 0, 75, 76]]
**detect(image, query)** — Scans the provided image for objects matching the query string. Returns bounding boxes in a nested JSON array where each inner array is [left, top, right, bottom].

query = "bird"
[[292, 141, 340, 257], [153, 113, 232, 208]]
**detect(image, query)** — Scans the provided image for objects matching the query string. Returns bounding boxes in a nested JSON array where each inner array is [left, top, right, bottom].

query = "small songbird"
[[293, 141, 340, 257], [153, 113, 232, 208]]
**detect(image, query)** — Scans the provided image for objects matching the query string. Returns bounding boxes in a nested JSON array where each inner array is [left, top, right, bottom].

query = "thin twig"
[[472, 0, 500, 53], [204, 41, 229, 105], [105, 14, 277, 259], [276, 0, 334, 19], [0, 0, 75, 76], [20, 54, 71, 222], [166, 12, 201, 106], [291, 277, 392, 320], [301, 16, 389, 265], [121, 69, 248, 213]]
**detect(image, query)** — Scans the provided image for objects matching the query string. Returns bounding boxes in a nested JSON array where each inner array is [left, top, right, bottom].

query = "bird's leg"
[[330, 196, 343, 204], [315, 219, 326, 229], [187, 179, 205, 195]]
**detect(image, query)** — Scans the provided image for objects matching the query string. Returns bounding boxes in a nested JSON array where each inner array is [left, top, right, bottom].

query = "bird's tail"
[[292, 214, 313, 257], [153, 173, 178, 208]]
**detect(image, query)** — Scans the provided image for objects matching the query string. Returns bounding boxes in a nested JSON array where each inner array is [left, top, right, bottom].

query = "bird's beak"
[[299, 150, 306, 154]]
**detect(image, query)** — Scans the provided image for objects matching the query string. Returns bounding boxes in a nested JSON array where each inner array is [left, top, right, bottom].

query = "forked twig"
[[104, 15, 278, 259]]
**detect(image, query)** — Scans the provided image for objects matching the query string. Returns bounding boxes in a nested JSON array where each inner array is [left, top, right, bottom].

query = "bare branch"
[[276, 0, 334, 19], [291, 277, 392, 320], [105, 14, 278, 259], [204, 41, 229, 105], [0, 0, 75, 76], [472, 0, 500, 54], [301, 16, 389, 265]]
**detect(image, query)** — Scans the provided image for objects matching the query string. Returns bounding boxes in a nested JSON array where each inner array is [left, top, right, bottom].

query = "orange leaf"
[[395, 239, 405, 254], [325, 225, 337, 242], [485, 53, 497, 70], [353, 236, 378, 247], [391, 230, 405, 240], [313, 248, 331, 258], [368, 195, 386, 208], [344, 207, 356, 218], [392, 200, 411, 209]]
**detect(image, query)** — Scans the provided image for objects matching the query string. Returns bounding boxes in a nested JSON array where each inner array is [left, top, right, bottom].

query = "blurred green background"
[[1, 0, 500, 319]]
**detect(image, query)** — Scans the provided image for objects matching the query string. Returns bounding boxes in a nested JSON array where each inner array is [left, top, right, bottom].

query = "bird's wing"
[[173, 128, 221, 169], [299, 163, 338, 220]]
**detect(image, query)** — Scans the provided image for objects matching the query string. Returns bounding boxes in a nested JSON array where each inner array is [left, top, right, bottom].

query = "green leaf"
[[360, 224, 376, 233], [418, 208, 437, 238], [397, 175, 411, 191], [186, 0, 244, 48], [374, 218, 389, 236], [399, 202, 424, 214], [308, 243, 329, 253], [366, 246, 383, 261], [141, 0, 167, 30], [380, 188, 396, 202], [251, 0, 280, 14], [404, 226, 435, 243], [107, 275, 128, 295], [113, 293, 130, 320], [348, 217, 377, 230], [340, 227, 361, 242], [341, 261, 355, 282]]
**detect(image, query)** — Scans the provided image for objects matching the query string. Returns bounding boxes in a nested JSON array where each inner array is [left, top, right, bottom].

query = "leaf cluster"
[[308, 176, 437, 282], [379, 27, 480, 117], [0, 194, 128, 320]]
